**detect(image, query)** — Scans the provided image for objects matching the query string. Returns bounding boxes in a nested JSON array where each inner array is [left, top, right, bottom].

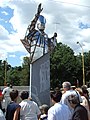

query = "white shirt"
[[60, 90, 82, 112], [0, 109, 6, 120], [2, 87, 12, 97], [19, 99, 41, 120], [48, 102, 71, 120], [81, 96, 90, 120], [2, 87, 12, 110]]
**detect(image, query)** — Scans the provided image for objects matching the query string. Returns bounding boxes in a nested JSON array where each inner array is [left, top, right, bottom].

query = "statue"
[[21, 3, 57, 62]]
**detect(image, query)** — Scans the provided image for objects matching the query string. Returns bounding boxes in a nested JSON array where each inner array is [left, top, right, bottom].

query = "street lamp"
[[77, 41, 85, 85]]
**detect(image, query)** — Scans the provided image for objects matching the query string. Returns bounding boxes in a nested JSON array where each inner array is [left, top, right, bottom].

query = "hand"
[[37, 3, 43, 14], [54, 32, 57, 37]]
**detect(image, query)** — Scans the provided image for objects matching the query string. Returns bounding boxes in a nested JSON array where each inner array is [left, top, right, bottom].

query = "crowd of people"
[[0, 82, 90, 120]]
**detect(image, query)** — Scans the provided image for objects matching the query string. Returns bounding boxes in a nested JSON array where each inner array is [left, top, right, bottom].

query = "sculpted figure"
[[21, 3, 57, 61]]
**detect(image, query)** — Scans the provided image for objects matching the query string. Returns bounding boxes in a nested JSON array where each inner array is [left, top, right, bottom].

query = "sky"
[[0, 0, 90, 67]]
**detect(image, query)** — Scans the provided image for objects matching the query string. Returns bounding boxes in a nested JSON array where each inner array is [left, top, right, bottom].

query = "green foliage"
[[21, 57, 30, 85], [7, 57, 30, 86], [50, 43, 82, 88], [0, 60, 5, 85]]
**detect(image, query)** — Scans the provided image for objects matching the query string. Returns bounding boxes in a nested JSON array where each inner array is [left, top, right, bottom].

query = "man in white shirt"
[[19, 91, 41, 120], [60, 82, 82, 116], [48, 91, 71, 120], [2, 83, 13, 110]]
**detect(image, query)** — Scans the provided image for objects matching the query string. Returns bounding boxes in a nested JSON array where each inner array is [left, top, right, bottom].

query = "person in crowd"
[[76, 87, 90, 120], [81, 85, 88, 91], [81, 85, 90, 102], [68, 94, 89, 120], [0, 89, 5, 114], [60, 81, 82, 115], [19, 91, 41, 120], [82, 89, 89, 100], [6, 89, 21, 120], [0, 88, 3, 110], [48, 90, 71, 120], [39, 104, 49, 120], [2, 83, 13, 111], [71, 86, 76, 90], [39, 105, 43, 116], [0, 92, 6, 120], [0, 109, 6, 120], [54, 87, 61, 94], [81, 85, 90, 110]]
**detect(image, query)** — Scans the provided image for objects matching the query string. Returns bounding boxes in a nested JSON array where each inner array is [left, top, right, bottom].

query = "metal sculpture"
[[21, 3, 57, 62]]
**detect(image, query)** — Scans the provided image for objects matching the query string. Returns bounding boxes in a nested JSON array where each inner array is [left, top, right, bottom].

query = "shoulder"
[[61, 103, 69, 108], [19, 101, 24, 106], [2, 87, 7, 93], [32, 101, 38, 106], [3, 87, 10, 92], [59, 103, 70, 111], [48, 103, 61, 112], [19, 99, 29, 106], [81, 96, 87, 101], [62, 90, 78, 98], [48, 106, 54, 114], [11, 102, 21, 109], [75, 104, 87, 112]]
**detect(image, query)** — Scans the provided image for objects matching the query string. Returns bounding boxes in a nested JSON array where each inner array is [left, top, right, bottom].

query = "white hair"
[[62, 81, 71, 89]]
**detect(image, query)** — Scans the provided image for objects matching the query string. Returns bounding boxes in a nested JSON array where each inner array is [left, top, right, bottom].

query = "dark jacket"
[[72, 104, 88, 120]]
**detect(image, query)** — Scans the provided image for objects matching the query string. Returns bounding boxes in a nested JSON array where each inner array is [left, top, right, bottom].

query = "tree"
[[21, 57, 30, 85], [0, 60, 5, 85], [84, 51, 90, 83], [7, 66, 22, 86], [50, 42, 81, 89]]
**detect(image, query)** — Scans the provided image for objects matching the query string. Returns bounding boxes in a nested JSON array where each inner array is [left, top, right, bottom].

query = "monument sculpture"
[[21, 3, 57, 62], [20, 3, 57, 105]]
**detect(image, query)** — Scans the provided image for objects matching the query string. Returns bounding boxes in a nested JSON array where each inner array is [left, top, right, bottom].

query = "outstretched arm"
[[28, 3, 43, 32]]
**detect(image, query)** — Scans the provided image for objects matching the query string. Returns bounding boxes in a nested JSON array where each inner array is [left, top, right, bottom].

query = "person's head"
[[39, 105, 43, 115], [62, 81, 71, 92], [81, 85, 87, 91], [20, 91, 29, 100], [10, 90, 18, 102], [10, 84, 13, 88], [68, 94, 80, 108], [71, 86, 76, 90], [54, 87, 60, 94], [41, 104, 49, 114], [50, 91, 62, 104], [81, 85, 89, 98], [37, 15, 46, 31], [6, 83, 10, 87], [82, 89, 89, 98], [54, 32, 57, 37]]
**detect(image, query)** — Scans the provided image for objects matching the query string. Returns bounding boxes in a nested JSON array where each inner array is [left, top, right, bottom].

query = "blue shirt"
[[6, 102, 21, 120]]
